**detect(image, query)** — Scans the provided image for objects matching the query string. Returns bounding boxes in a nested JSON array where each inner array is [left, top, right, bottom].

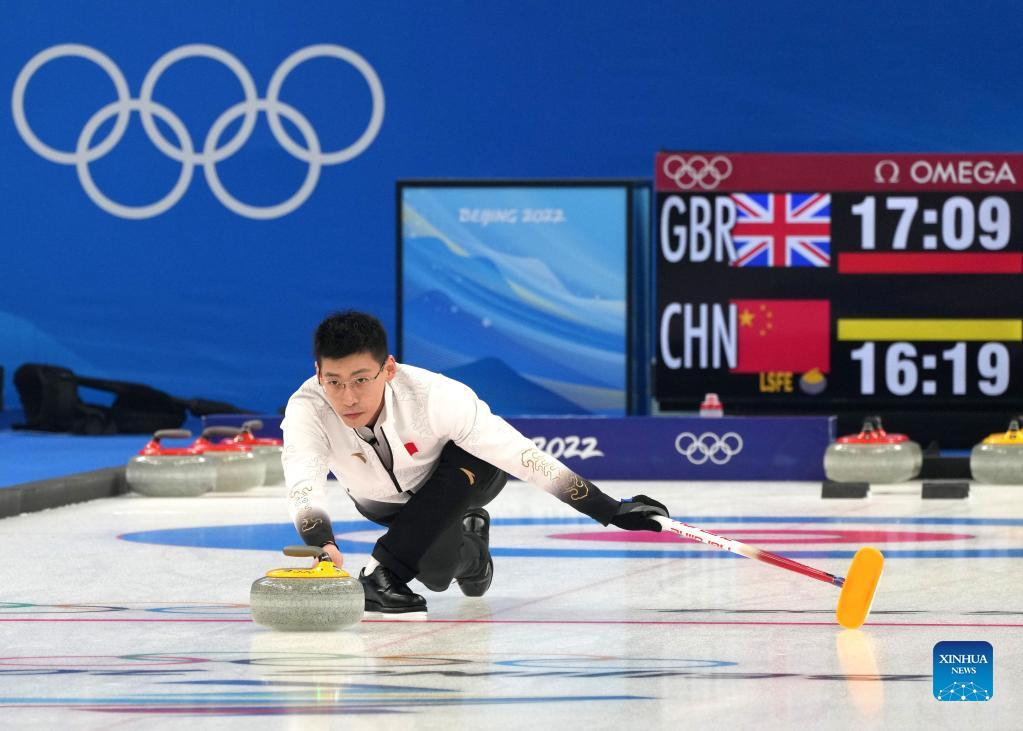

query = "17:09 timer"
[[850, 195, 1010, 249], [848, 341, 1010, 397]]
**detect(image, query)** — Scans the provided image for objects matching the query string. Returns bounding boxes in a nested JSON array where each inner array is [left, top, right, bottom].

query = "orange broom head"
[[836, 547, 885, 630]]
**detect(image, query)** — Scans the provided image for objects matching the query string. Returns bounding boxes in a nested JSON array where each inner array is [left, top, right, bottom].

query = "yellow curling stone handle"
[[983, 423, 1023, 445], [266, 545, 352, 579], [266, 561, 351, 579]]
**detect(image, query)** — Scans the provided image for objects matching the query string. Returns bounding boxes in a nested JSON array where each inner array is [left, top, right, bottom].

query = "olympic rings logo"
[[11, 43, 385, 219], [662, 154, 733, 190], [674, 431, 743, 465]]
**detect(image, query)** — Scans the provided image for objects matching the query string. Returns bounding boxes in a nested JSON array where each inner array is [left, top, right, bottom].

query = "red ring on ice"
[[548, 529, 975, 544]]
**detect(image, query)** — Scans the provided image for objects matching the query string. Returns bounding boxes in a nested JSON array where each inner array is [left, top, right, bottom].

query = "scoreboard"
[[654, 153, 1023, 413]]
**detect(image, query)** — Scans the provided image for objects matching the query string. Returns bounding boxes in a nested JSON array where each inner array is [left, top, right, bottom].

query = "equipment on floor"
[[250, 545, 364, 631], [13, 362, 249, 434], [190, 427, 265, 491], [921, 480, 971, 499], [823, 417, 921, 484]]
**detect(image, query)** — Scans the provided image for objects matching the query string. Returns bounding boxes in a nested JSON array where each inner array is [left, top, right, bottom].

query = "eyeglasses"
[[320, 363, 385, 394]]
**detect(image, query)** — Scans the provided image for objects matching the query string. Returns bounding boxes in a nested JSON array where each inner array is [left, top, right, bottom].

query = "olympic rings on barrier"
[[11, 43, 384, 219], [674, 431, 744, 465], [662, 154, 733, 190]]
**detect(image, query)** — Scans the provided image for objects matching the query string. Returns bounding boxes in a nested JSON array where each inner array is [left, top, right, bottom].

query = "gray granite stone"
[[252, 445, 284, 485], [250, 576, 364, 631], [824, 441, 921, 483], [126, 456, 216, 497], [204, 452, 266, 491], [971, 444, 1023, 484]]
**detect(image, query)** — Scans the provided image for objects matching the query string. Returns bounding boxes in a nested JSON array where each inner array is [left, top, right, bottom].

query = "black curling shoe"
[[457, 507, 493, 597], [359, 565, 427, 613]]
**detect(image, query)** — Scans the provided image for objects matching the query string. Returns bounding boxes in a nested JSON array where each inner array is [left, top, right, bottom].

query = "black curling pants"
[[354, 442, 507, 591]]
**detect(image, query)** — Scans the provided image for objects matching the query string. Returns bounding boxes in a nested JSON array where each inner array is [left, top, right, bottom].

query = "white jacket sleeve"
[[426, 376, 619, 524], [281, 397, 337, 546]]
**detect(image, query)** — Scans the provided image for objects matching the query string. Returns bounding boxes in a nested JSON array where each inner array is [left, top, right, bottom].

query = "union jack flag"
[[730, 193, 831, 267]]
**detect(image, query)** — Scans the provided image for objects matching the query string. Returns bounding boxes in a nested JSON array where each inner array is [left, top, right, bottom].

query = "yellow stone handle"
[[266, 561, 351, 579]]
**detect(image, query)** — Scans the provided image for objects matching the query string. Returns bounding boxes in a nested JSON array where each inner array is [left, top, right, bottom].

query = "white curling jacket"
[[281, 363, 617, 544]]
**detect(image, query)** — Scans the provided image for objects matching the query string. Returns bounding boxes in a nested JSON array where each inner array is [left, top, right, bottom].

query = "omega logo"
[[874, 160, 899, 183], [871, 159, 1014, 186], [874, 159, 1015, 186], [909, 160, 1015, 185]]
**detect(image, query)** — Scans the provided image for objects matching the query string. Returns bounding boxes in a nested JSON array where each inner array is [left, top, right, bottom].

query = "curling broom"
[[654, 516, 884, 629]]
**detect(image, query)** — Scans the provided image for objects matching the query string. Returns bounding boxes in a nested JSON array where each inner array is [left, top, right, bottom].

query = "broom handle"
[[654, 516, 845, 588]]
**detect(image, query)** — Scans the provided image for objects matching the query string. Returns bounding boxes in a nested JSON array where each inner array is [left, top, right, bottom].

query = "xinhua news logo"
[[933, 641, 993, 701]]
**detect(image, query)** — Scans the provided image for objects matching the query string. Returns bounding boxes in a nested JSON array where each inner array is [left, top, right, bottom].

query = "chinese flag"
[[730, 299, 830, 373]]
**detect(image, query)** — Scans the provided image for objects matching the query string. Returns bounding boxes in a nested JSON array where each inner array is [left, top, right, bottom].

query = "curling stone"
[[250, 546, 364, 631], [699, 392, 724, 417], [126, 429, 216, 497], [221, 420, 284, 486], [824, 417, 922, 484], [191, 427, 265, 491], [970, 419, 1023, 484]]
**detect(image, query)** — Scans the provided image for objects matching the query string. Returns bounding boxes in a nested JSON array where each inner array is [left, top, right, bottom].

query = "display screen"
[[399, 182, 631, 416], [654, 153, 1023, 412]]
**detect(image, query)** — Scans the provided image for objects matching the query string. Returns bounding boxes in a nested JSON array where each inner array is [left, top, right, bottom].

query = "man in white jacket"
[[282, 311, 668, 614]]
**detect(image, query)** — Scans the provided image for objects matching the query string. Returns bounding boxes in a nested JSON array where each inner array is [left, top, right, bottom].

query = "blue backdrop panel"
[[3, 2, 1022, 414], [401, 184, 629, 416]]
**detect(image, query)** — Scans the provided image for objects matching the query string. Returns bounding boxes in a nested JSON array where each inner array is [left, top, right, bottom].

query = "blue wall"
[[2, 1, 1021, 412]]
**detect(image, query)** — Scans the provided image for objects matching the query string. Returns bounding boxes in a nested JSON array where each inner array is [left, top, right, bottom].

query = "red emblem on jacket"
[[404, 442, 419, 456]]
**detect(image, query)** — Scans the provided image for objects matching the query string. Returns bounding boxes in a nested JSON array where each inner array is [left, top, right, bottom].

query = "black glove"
[[609, 494, 669, 531]]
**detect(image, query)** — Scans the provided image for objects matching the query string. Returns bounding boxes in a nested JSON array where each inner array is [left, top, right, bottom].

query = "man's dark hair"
[[314, 311, 389, 365]]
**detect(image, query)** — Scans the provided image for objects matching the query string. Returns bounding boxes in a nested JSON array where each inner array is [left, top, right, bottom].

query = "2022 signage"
[[654, 153, 1023, 410]]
